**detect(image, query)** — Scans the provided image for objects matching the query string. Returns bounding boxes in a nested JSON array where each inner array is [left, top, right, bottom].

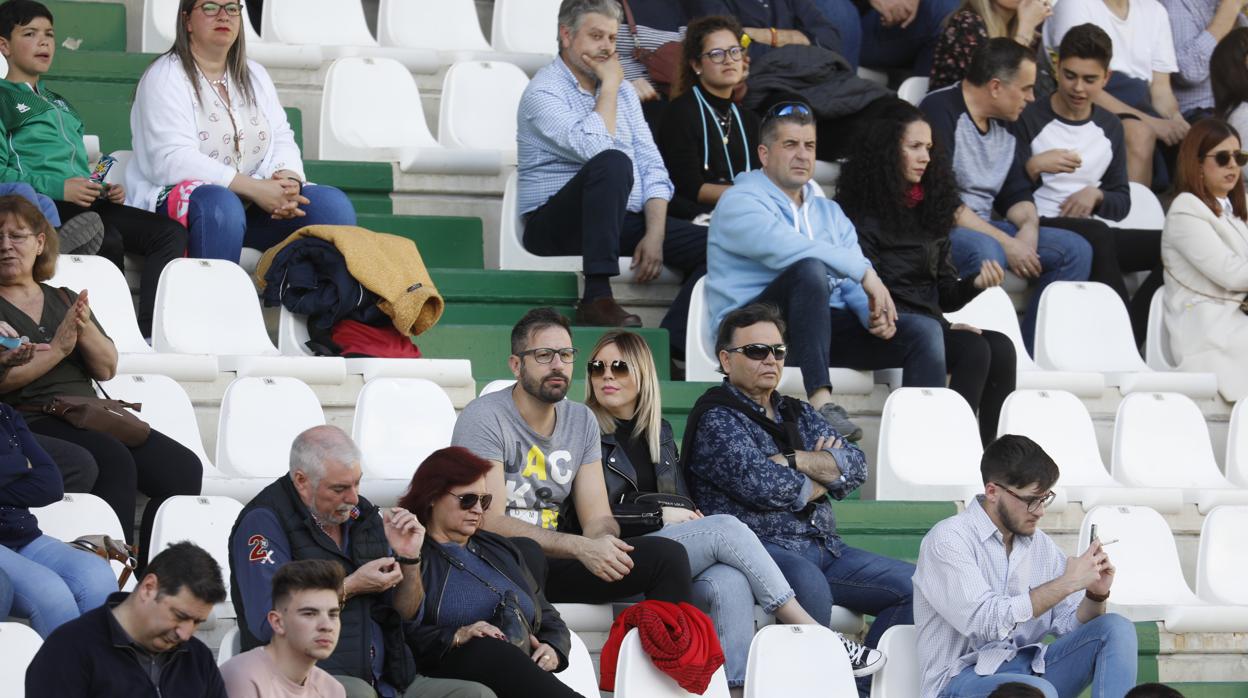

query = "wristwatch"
[[394, 554, 422, 566], [784, 451, 797, 469]]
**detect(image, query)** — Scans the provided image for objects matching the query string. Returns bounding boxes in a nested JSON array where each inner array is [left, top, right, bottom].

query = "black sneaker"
[[817, 402, 864, 442], [840, 635, 886, 678]]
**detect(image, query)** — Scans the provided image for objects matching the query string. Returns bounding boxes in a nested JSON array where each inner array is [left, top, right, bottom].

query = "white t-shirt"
[[1046, 0, 1177, 82]]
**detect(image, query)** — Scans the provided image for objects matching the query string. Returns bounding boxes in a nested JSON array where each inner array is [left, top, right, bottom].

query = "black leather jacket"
[[601, 419, 689, 502]]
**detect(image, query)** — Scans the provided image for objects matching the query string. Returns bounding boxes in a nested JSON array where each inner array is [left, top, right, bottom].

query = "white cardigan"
[[1161, 192, 1248, 401], [126, 53, 306, 212]]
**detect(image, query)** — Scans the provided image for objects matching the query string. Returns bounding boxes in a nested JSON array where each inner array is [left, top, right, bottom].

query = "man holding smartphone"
[[913, 435, 1136, 698]]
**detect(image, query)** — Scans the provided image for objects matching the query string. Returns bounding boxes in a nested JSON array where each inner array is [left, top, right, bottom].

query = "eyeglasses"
[[761, 101, 813, 126], [447, 492, 493, 511], [1205, 149, 1248, 168], [724, 343, 787, 361], [993, 483, 1056, 513], [515, 347, 578, 364], [587, 359, 630, 377], [195, 2, 243, 17], [701, 46, 744, 64], [0, 231, 37, 244]]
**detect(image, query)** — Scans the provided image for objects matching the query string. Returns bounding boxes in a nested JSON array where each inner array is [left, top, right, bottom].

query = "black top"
[[0, 284, 109, 411], [657, 86, 762, 219], [613, 418, 657, 493]]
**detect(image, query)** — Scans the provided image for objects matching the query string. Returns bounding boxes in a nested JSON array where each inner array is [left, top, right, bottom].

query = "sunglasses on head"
[[761, 101, 813, 124], [1206, 149, 1248, 168], [725, 343, 787, 361], [587, 359, 630, 377], [448, 492, 493, 511]]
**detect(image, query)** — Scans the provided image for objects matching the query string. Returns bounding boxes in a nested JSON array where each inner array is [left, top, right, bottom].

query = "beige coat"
[[1161, 192, 1248, 401]]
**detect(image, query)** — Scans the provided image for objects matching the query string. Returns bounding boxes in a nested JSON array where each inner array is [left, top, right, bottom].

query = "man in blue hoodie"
[[706, 102, 946, 433]]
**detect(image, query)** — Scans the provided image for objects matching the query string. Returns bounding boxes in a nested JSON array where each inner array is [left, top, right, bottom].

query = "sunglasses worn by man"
[[725, 342, 788, 361]]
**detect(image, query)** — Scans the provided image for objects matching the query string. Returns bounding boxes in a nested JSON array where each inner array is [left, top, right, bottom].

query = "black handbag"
[[434, 545, 533, 652], [610, 491, 696, 538]]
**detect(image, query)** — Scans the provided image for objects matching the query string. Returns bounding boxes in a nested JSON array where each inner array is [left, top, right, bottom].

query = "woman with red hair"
[[398, 447, 580, 698]]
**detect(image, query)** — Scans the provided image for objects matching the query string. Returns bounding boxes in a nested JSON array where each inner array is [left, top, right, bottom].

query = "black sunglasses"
[[725, 343, 787, 361], [448, 492, 493, 511], [993, 483, 1056, 513], [587, 359, 630, 377], [1206, 149, 1248, 168], [761, 101, 813, 125]]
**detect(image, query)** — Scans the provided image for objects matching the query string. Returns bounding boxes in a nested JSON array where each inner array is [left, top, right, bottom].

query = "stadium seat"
[[1078, 505, 1248, 631], [31, 492, 134, 589], [556, 630, 602, 698], [898, 77, 929, 106], [318, 57, 502, 175], [152, 258, 346, 384], [944, 287, 1105, 397], [215, 376, 326, 479], [49, 254, 219, 381], [553, 603, 615, 633], [996, 390, 1182, 512], [218, 626, 241, 665], [479, 379, 516, 396], [869, 625, 919, 698], [613, 627, 732, 698], [261, 0, 438, 72], [1111, 392, 1248, 513], [752, 605, 867, 635], [684, 277, 875, 395], [438, 61, 529, 167], [1144, 288, 1178, 371], [1035, 282, 1218, 397], [1097, 183, 1165, 230], [1226, 399, 1248, 487], [0, 622, 41, 698], [352, 378, 456, 503], [497, 171, 683, 283], [489, 0, 562, 74], [377, 0, 543, 72], [148, 495, 244, 622], [1196, 505, 1248, 605], [0, 53, 6, 79], [743, 624, 856, 697], [140, 0, 322, 67]]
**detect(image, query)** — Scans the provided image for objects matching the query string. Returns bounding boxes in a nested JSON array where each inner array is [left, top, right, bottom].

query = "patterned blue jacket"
[[684, 382, 867, 555]]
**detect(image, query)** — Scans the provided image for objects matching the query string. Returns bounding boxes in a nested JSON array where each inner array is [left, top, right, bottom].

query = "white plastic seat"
[[352, 378, 456, 503], [614, 627, 731, 698], [1196, 505, 1248, 605], [377, 0, 541, 71], [743, 624, 856, 698], [438, 61, 529, 167], [553, 603, 614, 633], [945, 286, 1105, 396], [753, 605, 866, 635], [997, 390, 1182, 512], [31, 492, 133, 589], [869, 625, 919, 698], [141, 0, 322, 67], [218, 626, 241, 665], [1079, 505, 1248, 631], [0, 622, 41, 697], [215, 377, 326, 479], [898, 76, 929, 106], [1035, 281, 1217, 397], [319, 57, 501, 174], [49, 254, 219, 381], [153, 258, 345, 384], [490, 0, 562, 74], [1112, 392, 1248, 513], [1227, 399, 1248, 487], [148, 495, 244, 621], [479, 379, 516, 396], [1144, 287, 1178, 371], [556, 630, 602, 698], [874, 388, 993, 504], [1097, 182, 1165, 230], [261, 0, 437, 72], [684, 277, 875, 395]]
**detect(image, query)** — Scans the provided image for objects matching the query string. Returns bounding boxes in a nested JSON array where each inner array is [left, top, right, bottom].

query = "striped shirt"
[[516, 56, 674, 216], [617, 23, 686, 84], [913, 497, 1081, 698], [1159, 0, 1248, 114]]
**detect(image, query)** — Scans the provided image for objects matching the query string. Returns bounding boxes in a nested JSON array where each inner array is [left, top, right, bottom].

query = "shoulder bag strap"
[[618, 0, 643, 52]]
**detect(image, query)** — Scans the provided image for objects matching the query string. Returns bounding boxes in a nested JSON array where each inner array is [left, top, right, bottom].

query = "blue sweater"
[[0, 403, 62, 550]]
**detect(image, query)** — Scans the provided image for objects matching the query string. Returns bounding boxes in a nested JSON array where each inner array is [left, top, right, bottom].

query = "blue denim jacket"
[[684, 382, 867, 555]]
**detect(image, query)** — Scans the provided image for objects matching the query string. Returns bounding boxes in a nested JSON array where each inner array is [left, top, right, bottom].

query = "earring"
[[695, 70, 702, 76]]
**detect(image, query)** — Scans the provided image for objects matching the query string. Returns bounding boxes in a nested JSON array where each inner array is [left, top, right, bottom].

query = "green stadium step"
[[306, 161, 396, 215], [44, 2, 127, 53], [1168, 684, 1248, 697], [433, 269, 577, 325], [49, 50, 155, 83], [358, 214, 483, 269], [421, 324, 671, 381]]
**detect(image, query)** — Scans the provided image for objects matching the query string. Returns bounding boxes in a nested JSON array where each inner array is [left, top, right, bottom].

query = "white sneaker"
[[840, 635, 886, 678]]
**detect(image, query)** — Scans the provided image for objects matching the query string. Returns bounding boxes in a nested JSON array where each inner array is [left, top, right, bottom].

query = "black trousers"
[[522, 150, 707, 354], [428, 637, 583, 698], [944, 326, 1016, 446], [536, 535, 693, 605], [1042, 217, 1162, 347], [54, 199, 188, 337], [33, 433, 98, 492], [27, 418, 201, 564]]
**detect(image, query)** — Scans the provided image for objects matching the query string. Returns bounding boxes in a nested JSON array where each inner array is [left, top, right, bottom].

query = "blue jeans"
[[814, 0, 960, 73], [0, 534, 116, 637], [650, 514, 797, 687], [0, 182, 60, 226], [940, 614, 1138, 698], [186, 183, 357, 261], [949, 222, 1091, 354], [0, 567, 12, 618]]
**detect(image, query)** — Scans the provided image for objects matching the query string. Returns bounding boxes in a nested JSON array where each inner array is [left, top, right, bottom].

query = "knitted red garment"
[[598, 600, 725, 694]]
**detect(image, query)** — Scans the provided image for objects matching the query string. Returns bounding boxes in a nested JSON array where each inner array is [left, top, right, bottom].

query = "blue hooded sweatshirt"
[[706, 169, 872, 346]]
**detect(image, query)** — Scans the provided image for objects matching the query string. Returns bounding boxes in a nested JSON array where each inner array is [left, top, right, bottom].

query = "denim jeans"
[[948, 221, 1092, 354], [940, 614, 1138, 698], [813, 0, 961, 73], [649, 514, 798, 687], [0, 182, 60, 226], [186, 183, 357, 261], [0, 567, 12, 618], [0, 534, 116, 637]]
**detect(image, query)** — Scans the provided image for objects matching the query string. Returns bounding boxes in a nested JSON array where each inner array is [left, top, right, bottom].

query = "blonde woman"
[[929, 0, 1052, 90], [579, 330, 884, 692]]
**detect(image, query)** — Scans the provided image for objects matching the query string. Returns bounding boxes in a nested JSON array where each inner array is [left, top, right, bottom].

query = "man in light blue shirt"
[[913, 435, 1136, 698], [516, 0, 706, 348]]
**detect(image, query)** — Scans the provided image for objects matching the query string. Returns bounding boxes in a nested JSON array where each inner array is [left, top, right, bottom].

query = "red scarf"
[[904, 183, 925, 208], [599, 600, 725, 694]]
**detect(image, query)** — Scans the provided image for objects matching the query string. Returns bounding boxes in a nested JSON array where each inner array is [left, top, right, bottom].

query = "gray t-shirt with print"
[[451, 387, 601, 530]]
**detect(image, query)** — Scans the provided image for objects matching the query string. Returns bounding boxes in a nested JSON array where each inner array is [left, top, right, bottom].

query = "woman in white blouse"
[[1161, 118, 1248, 401], [127, 0, 355, 261]]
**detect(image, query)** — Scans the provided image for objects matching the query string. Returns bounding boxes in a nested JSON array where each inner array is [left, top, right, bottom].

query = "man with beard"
[[229, 426, 494, 698], [913, 435, 1136, 698], [451, 307, 693, 604]]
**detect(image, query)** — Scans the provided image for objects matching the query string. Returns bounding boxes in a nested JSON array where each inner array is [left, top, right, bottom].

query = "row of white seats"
[[876, 386, 1248, 513]]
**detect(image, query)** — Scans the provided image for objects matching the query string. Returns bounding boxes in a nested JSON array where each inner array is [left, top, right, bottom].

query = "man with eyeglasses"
[[229, 425, 496, 698], [914, 435, 1135, 698], [452, 307, 693, 606]]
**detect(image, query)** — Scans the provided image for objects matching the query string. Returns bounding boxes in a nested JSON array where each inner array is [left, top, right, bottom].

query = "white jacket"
[[125, 53, 305, 212], [1161, 192, 1248, 401]]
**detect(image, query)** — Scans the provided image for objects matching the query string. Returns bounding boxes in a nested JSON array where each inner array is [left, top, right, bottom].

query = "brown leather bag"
[[69, 534, 138, 589], [40, 394, 150, 447]]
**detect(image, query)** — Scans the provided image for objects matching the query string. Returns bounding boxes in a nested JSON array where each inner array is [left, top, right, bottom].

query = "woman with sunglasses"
[[399, 446, 580, 698], [581, 330, 884, 691], [656, 15, 760, 221], [1161, 118, 1248, 401], [836, 102, 1015, 446], [127, 0, 356, 262]]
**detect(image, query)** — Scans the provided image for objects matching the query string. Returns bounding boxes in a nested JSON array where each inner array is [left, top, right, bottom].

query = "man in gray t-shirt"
[[450, 308, 692, 606]]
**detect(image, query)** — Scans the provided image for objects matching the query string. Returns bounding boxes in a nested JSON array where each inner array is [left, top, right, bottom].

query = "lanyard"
[[692, 86, 751, 181]]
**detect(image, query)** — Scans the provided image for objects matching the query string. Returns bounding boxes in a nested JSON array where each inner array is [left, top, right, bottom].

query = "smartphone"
[[1089, 523, 1098, 547], [0, 336, 24, 350]]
